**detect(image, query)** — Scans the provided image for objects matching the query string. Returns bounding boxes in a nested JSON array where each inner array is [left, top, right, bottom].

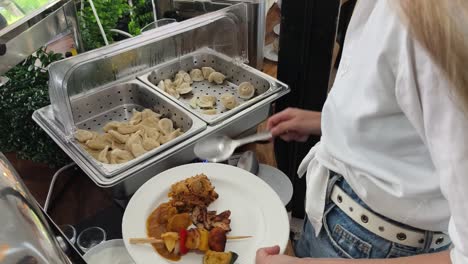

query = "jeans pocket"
[[386, 244, 419, 258], [327, 223, 373, 259]]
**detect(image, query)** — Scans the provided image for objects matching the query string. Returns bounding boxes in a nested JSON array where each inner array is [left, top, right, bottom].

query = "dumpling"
[[97, 145, 110, 163], [103, 121, 123, 132], [164, 79, 174, 90], [238, 82, 255, 99], [125, 130, 143, 150], [208, 72, 226, 85], [160, 128, 183, 144], [202, 67, 215, 80], [158, 80, 165, 91], [142, 133, 161, 151], [175, 70, 192, 84], [166, 87, 180, 99], [158, 118, 174, 135], [108, 130, 130, 143], [190, 69, 204, 82], [220, 93, 238, 110], [86, 134, 112, 150], [198, 95, 217, 108], [142, 109, 162, 120], [189, 97, 198, 109], [75, 129, 95, 143], [143, 126, 160, 140], [140, 116, 160, 128], [111, 140, 126, 151], [117, 123, 141, 134], [203, 109, 217, 115], [80, 143, 101, 160], [130, 109, 142, 125], [176, 83, 193, 95], [130, 143, 147, 158], [173, 76, 184, 87], [110, 149, 134, 164]]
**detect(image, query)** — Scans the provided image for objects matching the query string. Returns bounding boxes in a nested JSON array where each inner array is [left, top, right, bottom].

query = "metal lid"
[[0, 0, 80, 75], [48, 3, 249, 139], [0, 153, 70, 263]]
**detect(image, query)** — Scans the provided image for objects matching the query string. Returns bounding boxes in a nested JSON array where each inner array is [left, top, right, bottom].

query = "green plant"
[[128, 0, 155, 36], [0, 48, 70, 167], [79, 0, 129, 50]]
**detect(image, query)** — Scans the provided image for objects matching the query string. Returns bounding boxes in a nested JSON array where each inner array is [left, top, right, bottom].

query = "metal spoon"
[[194, 132, 272, 163]]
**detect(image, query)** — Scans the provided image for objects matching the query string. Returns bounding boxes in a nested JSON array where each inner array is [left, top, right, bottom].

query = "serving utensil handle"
[[235, 132, 272, 147]]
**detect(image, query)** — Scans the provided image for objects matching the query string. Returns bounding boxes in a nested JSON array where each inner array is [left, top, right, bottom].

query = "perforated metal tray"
[[139, 49, 281, 124], [67, 79, 206, 177]]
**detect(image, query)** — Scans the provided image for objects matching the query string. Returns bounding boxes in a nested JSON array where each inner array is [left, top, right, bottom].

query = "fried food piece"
[[208, 227, 227, 252], [168, 174, 218, 212], [192, 206, 231, 231], [203, 251, 238, 264], [167, 213, 192, 232]]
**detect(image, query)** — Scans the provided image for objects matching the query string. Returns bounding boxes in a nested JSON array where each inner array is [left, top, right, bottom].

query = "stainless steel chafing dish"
[[33, 4, 289, 199]]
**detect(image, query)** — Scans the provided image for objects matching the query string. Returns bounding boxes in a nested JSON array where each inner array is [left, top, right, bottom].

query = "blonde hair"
[[397, 0, 468, 112]]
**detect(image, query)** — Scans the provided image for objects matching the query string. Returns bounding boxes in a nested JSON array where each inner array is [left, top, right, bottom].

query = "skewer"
[[129, 236, 252, 245]]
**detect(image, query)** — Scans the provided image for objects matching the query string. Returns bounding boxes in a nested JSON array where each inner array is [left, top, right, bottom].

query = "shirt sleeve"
[[395, 35, 468, 264]]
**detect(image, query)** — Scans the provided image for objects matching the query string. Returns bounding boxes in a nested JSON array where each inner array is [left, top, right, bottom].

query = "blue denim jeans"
[[294, 173, 450, 259]]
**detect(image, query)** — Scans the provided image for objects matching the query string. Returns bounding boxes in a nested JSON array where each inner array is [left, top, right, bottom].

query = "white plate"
[[273, 24, 280, 35], [257, 164, 293, 206], [122, 163, 289, 264], [264, 44, 278, 62]]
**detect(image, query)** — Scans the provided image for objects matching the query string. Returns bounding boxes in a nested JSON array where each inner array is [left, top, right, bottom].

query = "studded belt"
[[330, 185, 451, 249]]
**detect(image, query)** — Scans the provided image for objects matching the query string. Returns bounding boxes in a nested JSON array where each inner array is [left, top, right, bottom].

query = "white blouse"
[[297, 0, 468, 263]]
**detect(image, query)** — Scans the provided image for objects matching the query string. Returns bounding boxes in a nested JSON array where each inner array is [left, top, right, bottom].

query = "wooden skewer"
[[129, 236, 252, 245]]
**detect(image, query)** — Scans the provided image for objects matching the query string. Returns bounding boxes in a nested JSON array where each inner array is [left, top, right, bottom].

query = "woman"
[[257, 0, 468, 263]]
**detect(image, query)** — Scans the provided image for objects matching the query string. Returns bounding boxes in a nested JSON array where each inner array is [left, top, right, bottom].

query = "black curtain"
[[275, 0, 341, 218]]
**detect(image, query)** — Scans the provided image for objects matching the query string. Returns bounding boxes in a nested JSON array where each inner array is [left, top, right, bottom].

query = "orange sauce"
[[146, 202, 180, 261]]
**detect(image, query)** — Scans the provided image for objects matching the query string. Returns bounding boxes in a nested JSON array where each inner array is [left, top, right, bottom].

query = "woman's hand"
[[256, 246, 302, 264], [267, 108, 321, 142]]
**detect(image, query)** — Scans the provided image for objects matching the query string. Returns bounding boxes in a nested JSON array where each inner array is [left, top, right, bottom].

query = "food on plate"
[[237, 82, 255, 99], [203, 250, 238, 264], [76, 109, 182, 164], [168, 174, 219, 211], [220, 93, 237, 110], [190, 69, 205, 82], [202, 67, 216, 79], [191, 206, 231, 232], [208, 72, 226, 85], [142, 175, 247, 262]]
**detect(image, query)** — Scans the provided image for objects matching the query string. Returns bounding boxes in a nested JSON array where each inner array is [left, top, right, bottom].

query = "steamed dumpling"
[[86, 134, 112, 150], [175, 70, 192, 84], [166, 87, 180, 99], [208, 72, 226, 85], [220, 93, 238, 110], [98, 145, 110, 163], [198, 95, 217, 108], [103, 121, 122, 132], [143, 126, 160, 140], [108, 130, 130, 144], [117, 123, 141, 134], [189, 97, 198, 109], [190, 69, 204, 82], [129, 109, 142, 125], [238, 82, 255, 99], [160, 128, 183, 144], [75, 129, 95, 143], [203, 109, 217, 115], [176, 82, 193, 95], [142, 109, 161, 120], [158, 118, 174, 135], [130, 143, 147, 158], [125, 130, 143, 150], [142, 133, 161, 151], [110, 149, 134, 164], [202, 67, 215, 79]]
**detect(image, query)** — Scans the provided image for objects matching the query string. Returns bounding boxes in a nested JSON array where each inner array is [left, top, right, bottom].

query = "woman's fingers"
[[266, 108, 295, 131]]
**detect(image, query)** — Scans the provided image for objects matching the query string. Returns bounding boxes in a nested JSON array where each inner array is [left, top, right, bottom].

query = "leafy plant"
[[79, 0, 129, 50], [128, 0, 155, 36], [0, 48, 70, 167]]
